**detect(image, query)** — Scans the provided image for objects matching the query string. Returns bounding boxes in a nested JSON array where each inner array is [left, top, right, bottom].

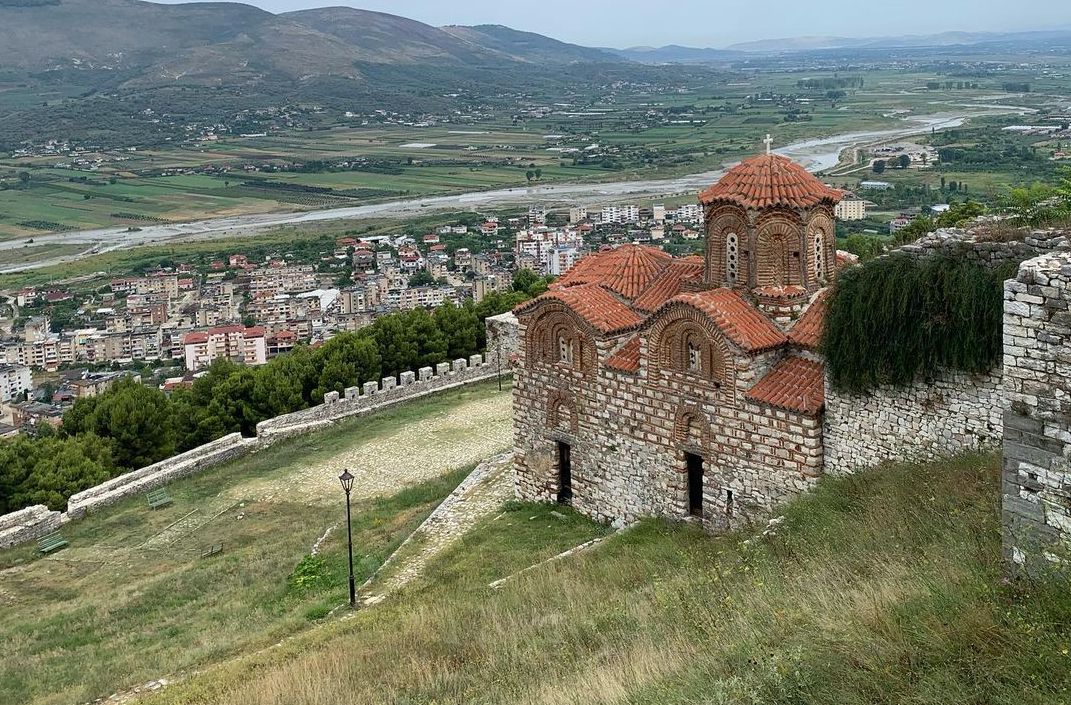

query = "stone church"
[[512, 149, 851, 531]]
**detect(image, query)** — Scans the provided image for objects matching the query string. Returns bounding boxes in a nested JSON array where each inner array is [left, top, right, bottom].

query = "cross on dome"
[[763, 133, 774, 154]]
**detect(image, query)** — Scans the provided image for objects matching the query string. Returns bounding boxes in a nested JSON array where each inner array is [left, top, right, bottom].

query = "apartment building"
[[0, 363, 32, 402], [182, 326, 268, 371]]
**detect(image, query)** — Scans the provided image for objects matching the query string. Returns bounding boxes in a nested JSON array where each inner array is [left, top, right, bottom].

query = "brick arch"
[[672, 403, 711, 451], [755, 214, 804, 288], [524, 303, 597, 374], [646, 303, 734, 390], [806, 210, 835, 285], [704, 204, 749, 287], [546, 388, 580, 436]]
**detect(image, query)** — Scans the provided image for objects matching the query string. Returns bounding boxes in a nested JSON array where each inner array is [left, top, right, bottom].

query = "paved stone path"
[[362, 452, 514, 605]]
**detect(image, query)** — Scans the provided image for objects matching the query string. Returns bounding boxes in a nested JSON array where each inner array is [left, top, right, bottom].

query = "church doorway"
[[686, 452, 704, 517], [557, 441, 573, 504]]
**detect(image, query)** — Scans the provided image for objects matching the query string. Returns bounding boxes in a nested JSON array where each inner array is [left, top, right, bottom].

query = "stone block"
[[452, 358, 467, 373], [324, 391, 340, 404], [381, 376, 397, 391], [469, 354, 483, 368], [419, 366, 434, 382], [436, 362, 451, 377], [400, 371, 416, 386], [363, 381, 379, 396], [345, 386, 360, 401]]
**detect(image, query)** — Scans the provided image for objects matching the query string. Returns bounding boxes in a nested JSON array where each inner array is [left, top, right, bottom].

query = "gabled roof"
[[746, 356, 825, 415], [632, 257, 705, 313], [787, 289, 829, 350], [661, 289, 788, 353], [516, 284, 644, 335], [699, 153, 844, 210], [555, 244, 673, 300], [606, 335, 641, 373]]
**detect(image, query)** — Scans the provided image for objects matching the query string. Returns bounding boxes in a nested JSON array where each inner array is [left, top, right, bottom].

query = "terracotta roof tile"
[[662, 288, 788, 353], [746, 356, 825, 415], [787, 289, 829, 350], [632, 257, 705, 312], [555, 244, 673, 300], [699, 153, 844, 210], [606, 335, 641, 373], [516, 284, 644, 335]]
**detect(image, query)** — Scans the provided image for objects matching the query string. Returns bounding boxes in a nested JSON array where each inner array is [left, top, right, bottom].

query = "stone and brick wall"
[[513, 321, 822, 531], [824, 371, 1003, 474], [1002, 251, 1071, 574]]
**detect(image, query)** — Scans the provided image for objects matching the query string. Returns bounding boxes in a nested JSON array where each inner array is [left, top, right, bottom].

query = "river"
[[0, 108, 1028, 274]]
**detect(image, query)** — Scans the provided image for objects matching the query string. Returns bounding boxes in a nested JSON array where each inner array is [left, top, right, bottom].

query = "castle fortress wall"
[[1002, 251, 1071, 574], [0, 319, 520, 547], [512, 320, 822, 531]]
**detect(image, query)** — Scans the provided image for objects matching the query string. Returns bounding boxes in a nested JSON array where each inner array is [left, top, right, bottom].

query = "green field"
[[0, 380, 514, 705], [2, 63, 1063, 241], [143, 452, 1071, 705]]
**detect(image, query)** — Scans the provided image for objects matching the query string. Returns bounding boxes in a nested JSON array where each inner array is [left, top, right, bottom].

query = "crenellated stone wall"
[[0, 317, 523, 549], [824, 371, 1004, 474], [1002, 251, 1071, 574]]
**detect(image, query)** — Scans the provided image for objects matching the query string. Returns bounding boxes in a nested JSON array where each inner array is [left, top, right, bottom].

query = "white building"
[[515, 228, 585, 275], [672, 204, 703, 224], [600, 205, 640, 224], [569, 207, 588, 224], [182, 326, 267, 371], [835, 197, 867, 221], [548, 246, 581, 276], [0, 363, 32, 402]]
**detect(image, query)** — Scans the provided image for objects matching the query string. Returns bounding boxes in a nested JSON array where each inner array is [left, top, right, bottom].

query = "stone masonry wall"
[[0, 317, 522, 548], [1003, 251, 1071, 574], [899, 227, 1069, 268], [513, 320, 822, 532], [0, 505, 62, 549], [824, 370, 1004, 474]]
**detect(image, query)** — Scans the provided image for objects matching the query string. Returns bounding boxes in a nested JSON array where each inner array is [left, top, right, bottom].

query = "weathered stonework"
[[824, 370, 1003, 474], [0, 505, 62, 548], [1003, 251, 1071, 574]]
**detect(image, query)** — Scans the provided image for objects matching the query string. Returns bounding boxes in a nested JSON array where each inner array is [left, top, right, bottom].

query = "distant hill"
[[611, 45, 743, 64], [0, 0, 622, 88], [726, 29, 1071, 53]]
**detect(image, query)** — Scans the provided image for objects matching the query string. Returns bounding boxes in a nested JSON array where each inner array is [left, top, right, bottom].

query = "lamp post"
[[338, 469, 356, 608]]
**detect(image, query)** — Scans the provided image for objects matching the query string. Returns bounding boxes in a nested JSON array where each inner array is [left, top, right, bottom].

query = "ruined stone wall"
[[1002, 251, 1071, 574], [513, 324, 822, 531], [824, 371, 1004, 474], [899, 227, 1068, 268], [0, 505, 62, 549]]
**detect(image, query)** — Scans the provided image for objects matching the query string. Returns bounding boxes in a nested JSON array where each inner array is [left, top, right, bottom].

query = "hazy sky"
[[151, 1, 1068, 48]]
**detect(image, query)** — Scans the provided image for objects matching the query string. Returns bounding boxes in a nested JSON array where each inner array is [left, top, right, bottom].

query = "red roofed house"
[[182, 325, 267, 371], [512, 148, 847, 532]]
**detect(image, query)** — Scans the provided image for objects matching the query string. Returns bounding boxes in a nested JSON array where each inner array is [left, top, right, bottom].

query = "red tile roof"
[[746, 356, 825, 415], [699, 153, 844, 210], [517, 284, 644, 335], [632, 257, 705, 312], [787, 289, 829, 350], [555, 244, 673, 300], [663, 289, 788, 353], [606, 335, 641, 372]]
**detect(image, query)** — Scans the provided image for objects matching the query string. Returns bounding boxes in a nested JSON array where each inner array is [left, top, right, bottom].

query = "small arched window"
[[558, 334, 574, 365], [726, 232, 740, 284], [813, 233, 826, 282], [687, 340, 702, 373]]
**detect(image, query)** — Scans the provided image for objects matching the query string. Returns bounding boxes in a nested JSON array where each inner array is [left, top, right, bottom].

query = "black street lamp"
[[338, 468, 356, 608]]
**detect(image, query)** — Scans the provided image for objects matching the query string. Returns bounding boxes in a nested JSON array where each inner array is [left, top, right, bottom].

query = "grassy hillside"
[[147, 452, 1071, 705], [0, 380, 513, 705]]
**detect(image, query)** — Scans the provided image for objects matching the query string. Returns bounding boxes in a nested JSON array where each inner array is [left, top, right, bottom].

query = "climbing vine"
[[823, 254, 1015, 392]]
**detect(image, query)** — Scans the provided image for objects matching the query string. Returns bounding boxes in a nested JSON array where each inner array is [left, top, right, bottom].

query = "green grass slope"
[[150, 453, 1071, 705]]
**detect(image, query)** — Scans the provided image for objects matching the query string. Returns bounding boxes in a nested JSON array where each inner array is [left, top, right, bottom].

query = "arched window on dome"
[[813, 233, 826, 282], [725, 232, 740, 285]]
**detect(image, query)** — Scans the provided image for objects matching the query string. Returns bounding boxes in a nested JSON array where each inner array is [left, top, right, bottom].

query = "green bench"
[[146, 488, 173, 510], [200, 543, 223, 559], [37, 533, 68, 554]]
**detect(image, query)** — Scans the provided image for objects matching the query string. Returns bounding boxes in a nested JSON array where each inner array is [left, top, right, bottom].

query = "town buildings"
[[183, 326, 268, 371]]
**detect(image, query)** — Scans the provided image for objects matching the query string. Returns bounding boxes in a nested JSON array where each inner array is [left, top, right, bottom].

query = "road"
[[0, 108, 1029, 275]]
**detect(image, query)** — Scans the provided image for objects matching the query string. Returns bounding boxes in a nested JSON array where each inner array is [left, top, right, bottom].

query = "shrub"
[[823, 254, 1013, 392]]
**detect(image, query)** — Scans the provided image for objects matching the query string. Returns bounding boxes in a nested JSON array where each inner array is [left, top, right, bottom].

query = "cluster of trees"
[[893, 200, 988, 243], [0, 284, 539, 514], [872, 155, 912, 173], [796, 77, 864, 90]]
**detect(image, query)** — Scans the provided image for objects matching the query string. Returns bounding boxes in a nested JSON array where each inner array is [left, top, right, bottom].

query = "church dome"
[[699, 153, 843, 210]]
